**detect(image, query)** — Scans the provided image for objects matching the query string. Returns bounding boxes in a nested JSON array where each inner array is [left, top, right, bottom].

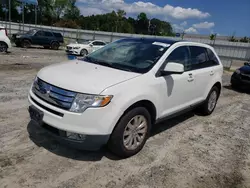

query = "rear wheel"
[[51, 42, 59, 50], [0, 42, 8, 52], [21, 39, 31, 48], [198, 86, 219, 115], [108, 107, 151, 158]]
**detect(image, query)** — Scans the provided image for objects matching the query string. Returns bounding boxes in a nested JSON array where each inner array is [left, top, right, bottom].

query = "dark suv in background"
[[12, 29, 64, 50]]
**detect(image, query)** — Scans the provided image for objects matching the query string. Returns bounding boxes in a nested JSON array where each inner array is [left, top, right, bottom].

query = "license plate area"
[[29, 105, 44, 125]]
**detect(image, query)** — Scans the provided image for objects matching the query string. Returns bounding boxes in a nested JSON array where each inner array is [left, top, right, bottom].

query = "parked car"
[[66, 40, 106, 56], [12, 29, 64, 50], [0, 25, 11, 52], [28, 38, 223, 157], [231, 62, 250, 89]]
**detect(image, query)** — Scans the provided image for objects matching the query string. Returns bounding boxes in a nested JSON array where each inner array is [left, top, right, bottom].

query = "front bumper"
[[29, 117, 109, 150], [231, 73, 250, 87], [28, 89, 121, 150], [65, 49, 80, 55]]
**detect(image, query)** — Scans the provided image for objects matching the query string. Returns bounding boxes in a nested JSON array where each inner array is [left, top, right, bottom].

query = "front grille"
[[67, 46, 72, 50], [32, 78, 76, 110]]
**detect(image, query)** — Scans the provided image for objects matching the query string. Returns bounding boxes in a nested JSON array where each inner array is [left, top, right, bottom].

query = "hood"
[[37, 60, 141, 94], [239, 65, 250, 74]]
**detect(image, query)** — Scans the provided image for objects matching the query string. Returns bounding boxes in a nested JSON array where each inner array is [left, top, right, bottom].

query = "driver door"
[[155, 46, 197, 118]]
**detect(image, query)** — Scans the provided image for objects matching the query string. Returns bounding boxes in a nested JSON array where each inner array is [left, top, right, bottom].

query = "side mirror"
[[89, 44, 93, 47], [161, 62, 184, 75]]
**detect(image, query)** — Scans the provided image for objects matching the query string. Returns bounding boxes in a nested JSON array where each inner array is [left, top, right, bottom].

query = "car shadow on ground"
[[224, 85, 250, 94], [27, 112, 195, 161]]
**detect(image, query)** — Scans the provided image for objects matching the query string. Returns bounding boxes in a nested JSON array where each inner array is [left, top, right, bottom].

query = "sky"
[[76, 0, 250, 37]]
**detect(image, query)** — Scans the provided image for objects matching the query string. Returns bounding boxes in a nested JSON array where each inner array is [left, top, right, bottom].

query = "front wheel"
[[0, 42, 8, 52], [80, 49, 88, 56], [198, 86, 219, 115], [108, 107, 151, 158]]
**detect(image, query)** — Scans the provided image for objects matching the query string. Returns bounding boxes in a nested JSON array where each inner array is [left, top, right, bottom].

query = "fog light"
[[66, 132, 86, 141]]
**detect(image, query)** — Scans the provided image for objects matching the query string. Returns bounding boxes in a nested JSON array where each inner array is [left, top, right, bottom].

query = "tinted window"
[[165, 46, 190, 71], [44, 31, 53, 37], [207, 48, 219, 65], [189, 46, 208, 69], [93, 41, 105, 45], [53, 32, 63, 38], [35, 31, 44, 36]]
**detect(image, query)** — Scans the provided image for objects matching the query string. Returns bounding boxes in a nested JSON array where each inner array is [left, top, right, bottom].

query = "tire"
[[198, 86, 219, 115], [51, 42, 59, 50], [21, 39, 31, 48], [0, 42, 8, 52], [80, 49, 88, 56], [108, 107, 151, 158]]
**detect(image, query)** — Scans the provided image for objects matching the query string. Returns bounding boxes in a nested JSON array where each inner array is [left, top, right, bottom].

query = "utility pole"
[[181, 30, 185, 40], [22, 2, 24, 32], [9, 0, 11, 35]]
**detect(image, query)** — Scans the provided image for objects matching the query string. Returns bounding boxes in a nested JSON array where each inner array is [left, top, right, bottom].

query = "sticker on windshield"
[[152, 42, 170, 47]]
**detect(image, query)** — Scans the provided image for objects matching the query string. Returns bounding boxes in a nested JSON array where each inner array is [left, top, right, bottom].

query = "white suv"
[[28, 38, 223, 157], [0, 25, 11, 52]]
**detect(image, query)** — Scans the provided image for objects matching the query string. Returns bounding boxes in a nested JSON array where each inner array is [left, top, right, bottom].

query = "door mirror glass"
[[162, 62, 184, 74]]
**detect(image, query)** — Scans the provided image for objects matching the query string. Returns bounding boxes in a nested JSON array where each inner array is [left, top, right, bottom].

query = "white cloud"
[[193, 21, 215, 29], [185, 27, 198, 33], [77, 0, 210, 20], [180, 21, 187, 27]]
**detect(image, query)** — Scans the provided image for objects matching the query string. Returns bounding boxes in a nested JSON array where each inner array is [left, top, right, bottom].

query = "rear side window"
[[44, 31, 53, 37], [53, 33, 63, 38], [165, 46, 190, 71], [189, 46, 209, 69], [207, 48, 219, 65], [93, 41, 105, 45]]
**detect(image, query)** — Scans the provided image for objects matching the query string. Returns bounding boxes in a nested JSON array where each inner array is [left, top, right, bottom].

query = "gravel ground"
[[1, 48, 250, 188]]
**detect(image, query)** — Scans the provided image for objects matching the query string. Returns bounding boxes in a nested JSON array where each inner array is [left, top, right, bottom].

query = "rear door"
[[189, 46, 217, 100], [44, 31, 54, 45]]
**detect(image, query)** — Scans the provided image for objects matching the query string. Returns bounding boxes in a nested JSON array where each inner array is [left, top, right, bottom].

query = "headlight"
[[73, 47, 80, 49], [70, 94, 113, 113], [235, 69, 241, 74]]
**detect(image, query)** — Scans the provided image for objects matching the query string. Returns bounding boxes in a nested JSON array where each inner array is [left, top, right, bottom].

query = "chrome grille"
[[32, 78, 76, 110]]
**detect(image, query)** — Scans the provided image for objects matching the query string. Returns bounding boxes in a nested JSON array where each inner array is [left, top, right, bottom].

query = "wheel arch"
[[120, 100, 157, 125], [212, 81, 222, 97]]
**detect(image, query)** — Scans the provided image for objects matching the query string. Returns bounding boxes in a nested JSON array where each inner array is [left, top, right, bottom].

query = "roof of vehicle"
[[121, 37, 179, 45], [120, 37, 213, 49]]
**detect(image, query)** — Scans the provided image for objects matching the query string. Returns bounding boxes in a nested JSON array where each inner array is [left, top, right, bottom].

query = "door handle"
[[210, 71, 214, 76], [188, 73, 194, 82]]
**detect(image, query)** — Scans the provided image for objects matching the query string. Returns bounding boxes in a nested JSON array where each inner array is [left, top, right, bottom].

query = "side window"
[[92, 41, 99, 45], [165, 46, 190, 71], [44, 31, 53, 37], [189, 46, 208, 69], [207, 48, 219, 65], [35, 31, 44, 36], [93, 41, 105, 45]]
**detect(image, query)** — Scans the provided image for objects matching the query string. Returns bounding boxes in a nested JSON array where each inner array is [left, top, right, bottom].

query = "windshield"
[[82, 39, 170, 73], [26, 29, 36, 35], [77, 39, 91, 44]]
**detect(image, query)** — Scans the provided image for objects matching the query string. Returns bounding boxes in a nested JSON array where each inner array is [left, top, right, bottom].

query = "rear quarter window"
[[207, 48, 220, 65], [53, 33, 63, 38]]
